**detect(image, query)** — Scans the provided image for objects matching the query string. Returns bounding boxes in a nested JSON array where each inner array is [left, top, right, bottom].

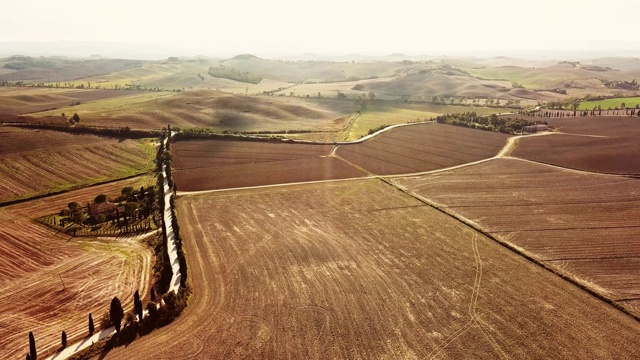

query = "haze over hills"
[[2, 40, 640, 62]]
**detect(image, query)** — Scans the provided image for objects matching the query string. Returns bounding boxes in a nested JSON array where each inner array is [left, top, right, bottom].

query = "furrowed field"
[[0, 126, 155, 203], [0, 176, 153, 359], [173, 122, 510, 191], [336, 123, 508, 175], [173, 140, 365, 191], [394, 158, 640, 317], [103, 179, 639, 359], [512, 116, 640, 175]]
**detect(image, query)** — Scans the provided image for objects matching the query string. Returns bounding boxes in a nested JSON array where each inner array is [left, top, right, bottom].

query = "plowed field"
[[512, 117, 640, 175], [103, 179, 639, 359], [173, 139, 365, 191], [174, 123, 510, 191], [394, 157, 640, 316], [336, 123, 508, 175], [0, 177, 153, 360], [0, 126, 155, 203]]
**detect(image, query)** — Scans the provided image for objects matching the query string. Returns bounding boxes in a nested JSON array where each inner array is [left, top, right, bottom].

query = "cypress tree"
[[61, 331, 67, 348], [28, 331, 37, 360], [88, 313, 95, 335], [134, 290, 143, 321], [110, 297, 124, 333]]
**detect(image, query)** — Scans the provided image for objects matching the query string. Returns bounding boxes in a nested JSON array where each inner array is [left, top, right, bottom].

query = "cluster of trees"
[[0, 80, 180, 92], [55, 184, 157, 236], [173, 127, 299, 143], [15, 123, 159, 139], [602, 79, 638, 90], [3, 59, 55, 70], [208, 65, 262, 84], [435, 112, 547, 134]]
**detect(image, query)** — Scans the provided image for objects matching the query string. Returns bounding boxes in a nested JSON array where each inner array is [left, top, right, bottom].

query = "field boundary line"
[[505, 156, 640, 178], [381, 178, 640, 323]]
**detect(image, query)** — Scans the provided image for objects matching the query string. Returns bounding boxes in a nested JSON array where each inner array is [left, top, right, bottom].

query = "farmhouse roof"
[[89, 202, 118, 218]]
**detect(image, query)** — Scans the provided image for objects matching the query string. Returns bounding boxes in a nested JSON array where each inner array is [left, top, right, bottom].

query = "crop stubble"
[[0, 126, 154, 203], [394, 157, 640, 316], [0, 177, 153, 359], [104, 179, 638, 359]]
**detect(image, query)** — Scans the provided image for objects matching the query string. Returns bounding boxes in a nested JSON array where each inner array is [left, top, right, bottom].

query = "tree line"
[[24, 130, 190, 359], [434, 112, 547, 134]]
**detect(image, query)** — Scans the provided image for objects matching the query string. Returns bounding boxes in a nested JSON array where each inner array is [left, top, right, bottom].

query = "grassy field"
[[0, 126, 156, 203], [29, 91, 356, 133], [104, 178, 640, 359], [347, 102, 508, 140], [463, 66, 588, 88], [578, 97, 640, 110], [0, 176, 154, 360], [32, 91, 173, 118]]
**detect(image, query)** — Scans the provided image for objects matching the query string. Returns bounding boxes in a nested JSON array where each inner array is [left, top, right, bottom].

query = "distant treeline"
[[173, 128, 299, 143], [208, 65, 262, 84], [14, 122, 160, 139], [435, 112, 546, 134], [3, 59, 56, 70]]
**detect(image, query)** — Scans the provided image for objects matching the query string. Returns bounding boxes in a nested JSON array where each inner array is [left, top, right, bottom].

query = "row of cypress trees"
[[25, 292, 145, 359]]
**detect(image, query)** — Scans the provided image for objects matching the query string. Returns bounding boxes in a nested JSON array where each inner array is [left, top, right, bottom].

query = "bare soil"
[[394, 157, 640, 316], [0, 177, 153, 360], [336, 123, 508, 175], [102, 179, 640, 359], [173, 139, 364, 191], [512, 116, 640, 175]]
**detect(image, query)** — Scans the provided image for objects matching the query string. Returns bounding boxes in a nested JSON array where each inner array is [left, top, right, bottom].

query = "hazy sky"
[[1, 0, 639, 57]]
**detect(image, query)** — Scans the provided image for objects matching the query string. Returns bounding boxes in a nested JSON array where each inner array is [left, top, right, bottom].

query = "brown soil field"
[[512, 134, 640, 175], [336, 123, 509, 175], [394, 157, 640, 316], [173, 139, 364, 191], [0, 176, 154, 360], [103, 179, 639, 359], [511, 116, 640, 175], [0, 88, 143, 115], [517, 115, 640, 137], [174, 123, 510, 191], [0, 126, 155, 203]]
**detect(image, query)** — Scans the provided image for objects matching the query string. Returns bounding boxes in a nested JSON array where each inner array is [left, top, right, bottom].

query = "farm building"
[[523, 124, 549, 133], [88, 202, 123, 219]]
